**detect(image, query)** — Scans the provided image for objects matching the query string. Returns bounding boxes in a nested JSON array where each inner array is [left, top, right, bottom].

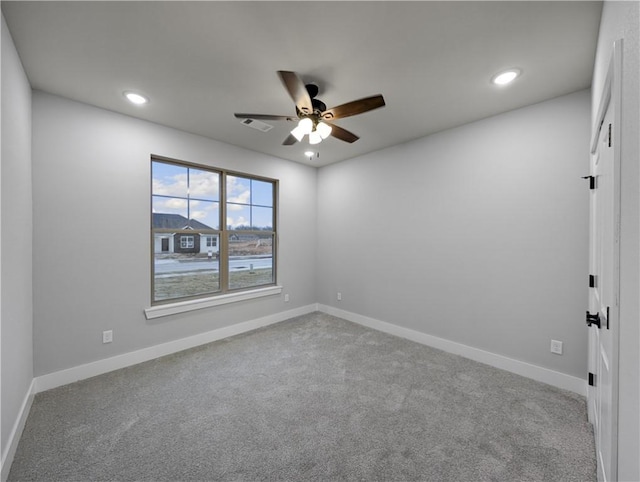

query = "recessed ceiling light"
[[304, 150, 314, 158], [124, 91, 149, 105], [492, 69, 521, 86]]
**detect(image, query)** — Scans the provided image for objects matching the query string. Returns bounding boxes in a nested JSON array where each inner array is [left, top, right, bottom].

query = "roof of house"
[[152, 213, 213, 231]]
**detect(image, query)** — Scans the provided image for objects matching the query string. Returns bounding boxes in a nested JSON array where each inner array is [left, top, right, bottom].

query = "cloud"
[[227, 176, 251, 205], [191, 210, 207, 220], [165, 198, 188, 209], [228, 189, 250, 205], [227, 203, 245, 212], [152, 197, 188, 214], [227, 216, 249, 228], [153, 169, 219, 199], [153, 174, 188, 197], [189, 171, 220, 198]]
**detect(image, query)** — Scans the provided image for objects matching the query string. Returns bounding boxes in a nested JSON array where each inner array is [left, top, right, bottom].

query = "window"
[[151, 157, 277, 304], [180, 235, 194, 249], [205, 236, 217, 248]]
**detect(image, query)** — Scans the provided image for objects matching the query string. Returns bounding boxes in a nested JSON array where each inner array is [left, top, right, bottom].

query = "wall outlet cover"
[[550, 339, 563, 355], [103, 330, 113, 344]]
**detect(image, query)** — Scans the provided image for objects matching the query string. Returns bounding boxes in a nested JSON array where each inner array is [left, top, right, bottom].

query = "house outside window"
[[151, 157, 277, 303]]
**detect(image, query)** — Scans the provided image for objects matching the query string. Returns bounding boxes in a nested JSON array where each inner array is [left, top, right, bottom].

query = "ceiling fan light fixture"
[[291, 117, 314, 141], [291, 125, 306, 142], [308, 131, 322, 145], [298, 117, 313, 134], [491, 69, 521, 86], [316, 121, 332, 140]]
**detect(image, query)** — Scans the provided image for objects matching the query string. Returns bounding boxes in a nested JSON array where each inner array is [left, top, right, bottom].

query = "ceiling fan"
[[234, 71, 385, 146]]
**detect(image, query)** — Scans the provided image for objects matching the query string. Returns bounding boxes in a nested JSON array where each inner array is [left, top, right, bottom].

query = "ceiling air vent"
[[240, 118, 273, 132]]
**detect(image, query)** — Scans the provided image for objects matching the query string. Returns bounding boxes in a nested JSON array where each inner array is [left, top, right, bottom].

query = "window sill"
[[144, 285, 283, 320]]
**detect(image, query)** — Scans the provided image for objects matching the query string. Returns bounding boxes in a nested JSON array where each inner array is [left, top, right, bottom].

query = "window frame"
[[150, 155, 278, 306]]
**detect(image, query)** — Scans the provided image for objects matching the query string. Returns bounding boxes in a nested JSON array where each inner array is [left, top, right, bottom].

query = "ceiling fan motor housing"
[[311, 98, 326, 114], [305, 83, 319, 99], [305, 84, 326, 113]]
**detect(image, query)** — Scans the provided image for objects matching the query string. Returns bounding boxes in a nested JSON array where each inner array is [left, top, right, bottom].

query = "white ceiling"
[[2, 1, 602, 167]]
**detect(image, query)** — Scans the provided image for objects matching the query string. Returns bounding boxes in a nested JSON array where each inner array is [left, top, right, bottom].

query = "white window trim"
[[144, 285, 283, 320]]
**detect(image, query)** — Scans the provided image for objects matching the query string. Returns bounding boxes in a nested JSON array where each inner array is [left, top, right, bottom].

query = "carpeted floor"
[[9, 312, 596, 481]]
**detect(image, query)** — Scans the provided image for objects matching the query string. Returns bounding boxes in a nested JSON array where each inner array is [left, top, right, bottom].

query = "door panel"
[[588, 96, 618, 482]]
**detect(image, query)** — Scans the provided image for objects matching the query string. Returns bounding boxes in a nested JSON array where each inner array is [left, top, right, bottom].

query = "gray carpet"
[[9, 312, 596, 481]]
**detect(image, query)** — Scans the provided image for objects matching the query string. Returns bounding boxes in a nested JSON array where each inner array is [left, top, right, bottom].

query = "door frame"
[[588, 39, 622, 482]]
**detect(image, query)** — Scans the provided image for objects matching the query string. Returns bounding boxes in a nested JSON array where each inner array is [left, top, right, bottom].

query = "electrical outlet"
[[337, 292, 342, 301], [284, 293, 290, 303], [550, 339, 563, 355], [102, 330, 113, 344]]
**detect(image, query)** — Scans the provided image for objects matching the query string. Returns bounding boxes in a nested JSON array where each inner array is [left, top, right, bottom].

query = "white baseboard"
[[1, 379, 35, 482], [318, 304, 587, 396], [34, 304, 317, 394]]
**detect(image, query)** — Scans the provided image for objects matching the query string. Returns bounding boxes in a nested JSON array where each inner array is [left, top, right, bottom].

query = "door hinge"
[[608, 123, 612, 147], [589, 275, 596, 288], [588, 372, 595, 386], [606, 306, 610, 330], [582, 175, 597, 189], [586, 311, 601, 328]]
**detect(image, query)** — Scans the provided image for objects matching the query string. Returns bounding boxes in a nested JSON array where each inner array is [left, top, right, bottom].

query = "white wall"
[[592, 1, 640, 480], [1, 14, 33, 476], [317, 90, 591, 380], [31, 91, 317, 376]]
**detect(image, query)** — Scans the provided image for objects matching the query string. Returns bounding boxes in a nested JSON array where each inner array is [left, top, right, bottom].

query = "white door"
[[588, 90, 619, 482]]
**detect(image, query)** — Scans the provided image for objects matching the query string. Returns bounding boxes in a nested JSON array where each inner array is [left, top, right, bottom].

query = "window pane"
[[152, 162, 188, 198], [188, 200, 219, 230], [153, 234, 220, 301], [189, 168, 219, 201], [228, 233, 274, 290], [227, 175, 251, 205], [251, 206, 273, 230], [227, 204, 250, 229], [152, 196, 188, 228], [252, 180, 273, 207]]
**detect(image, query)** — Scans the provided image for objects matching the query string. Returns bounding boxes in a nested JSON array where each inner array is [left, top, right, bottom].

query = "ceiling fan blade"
[[321, 95, 386, 121], [329, 124, 359, 143], [277, 71, 313, 115], [234, 113, 295, 121], [282, 133, 298, 145]]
